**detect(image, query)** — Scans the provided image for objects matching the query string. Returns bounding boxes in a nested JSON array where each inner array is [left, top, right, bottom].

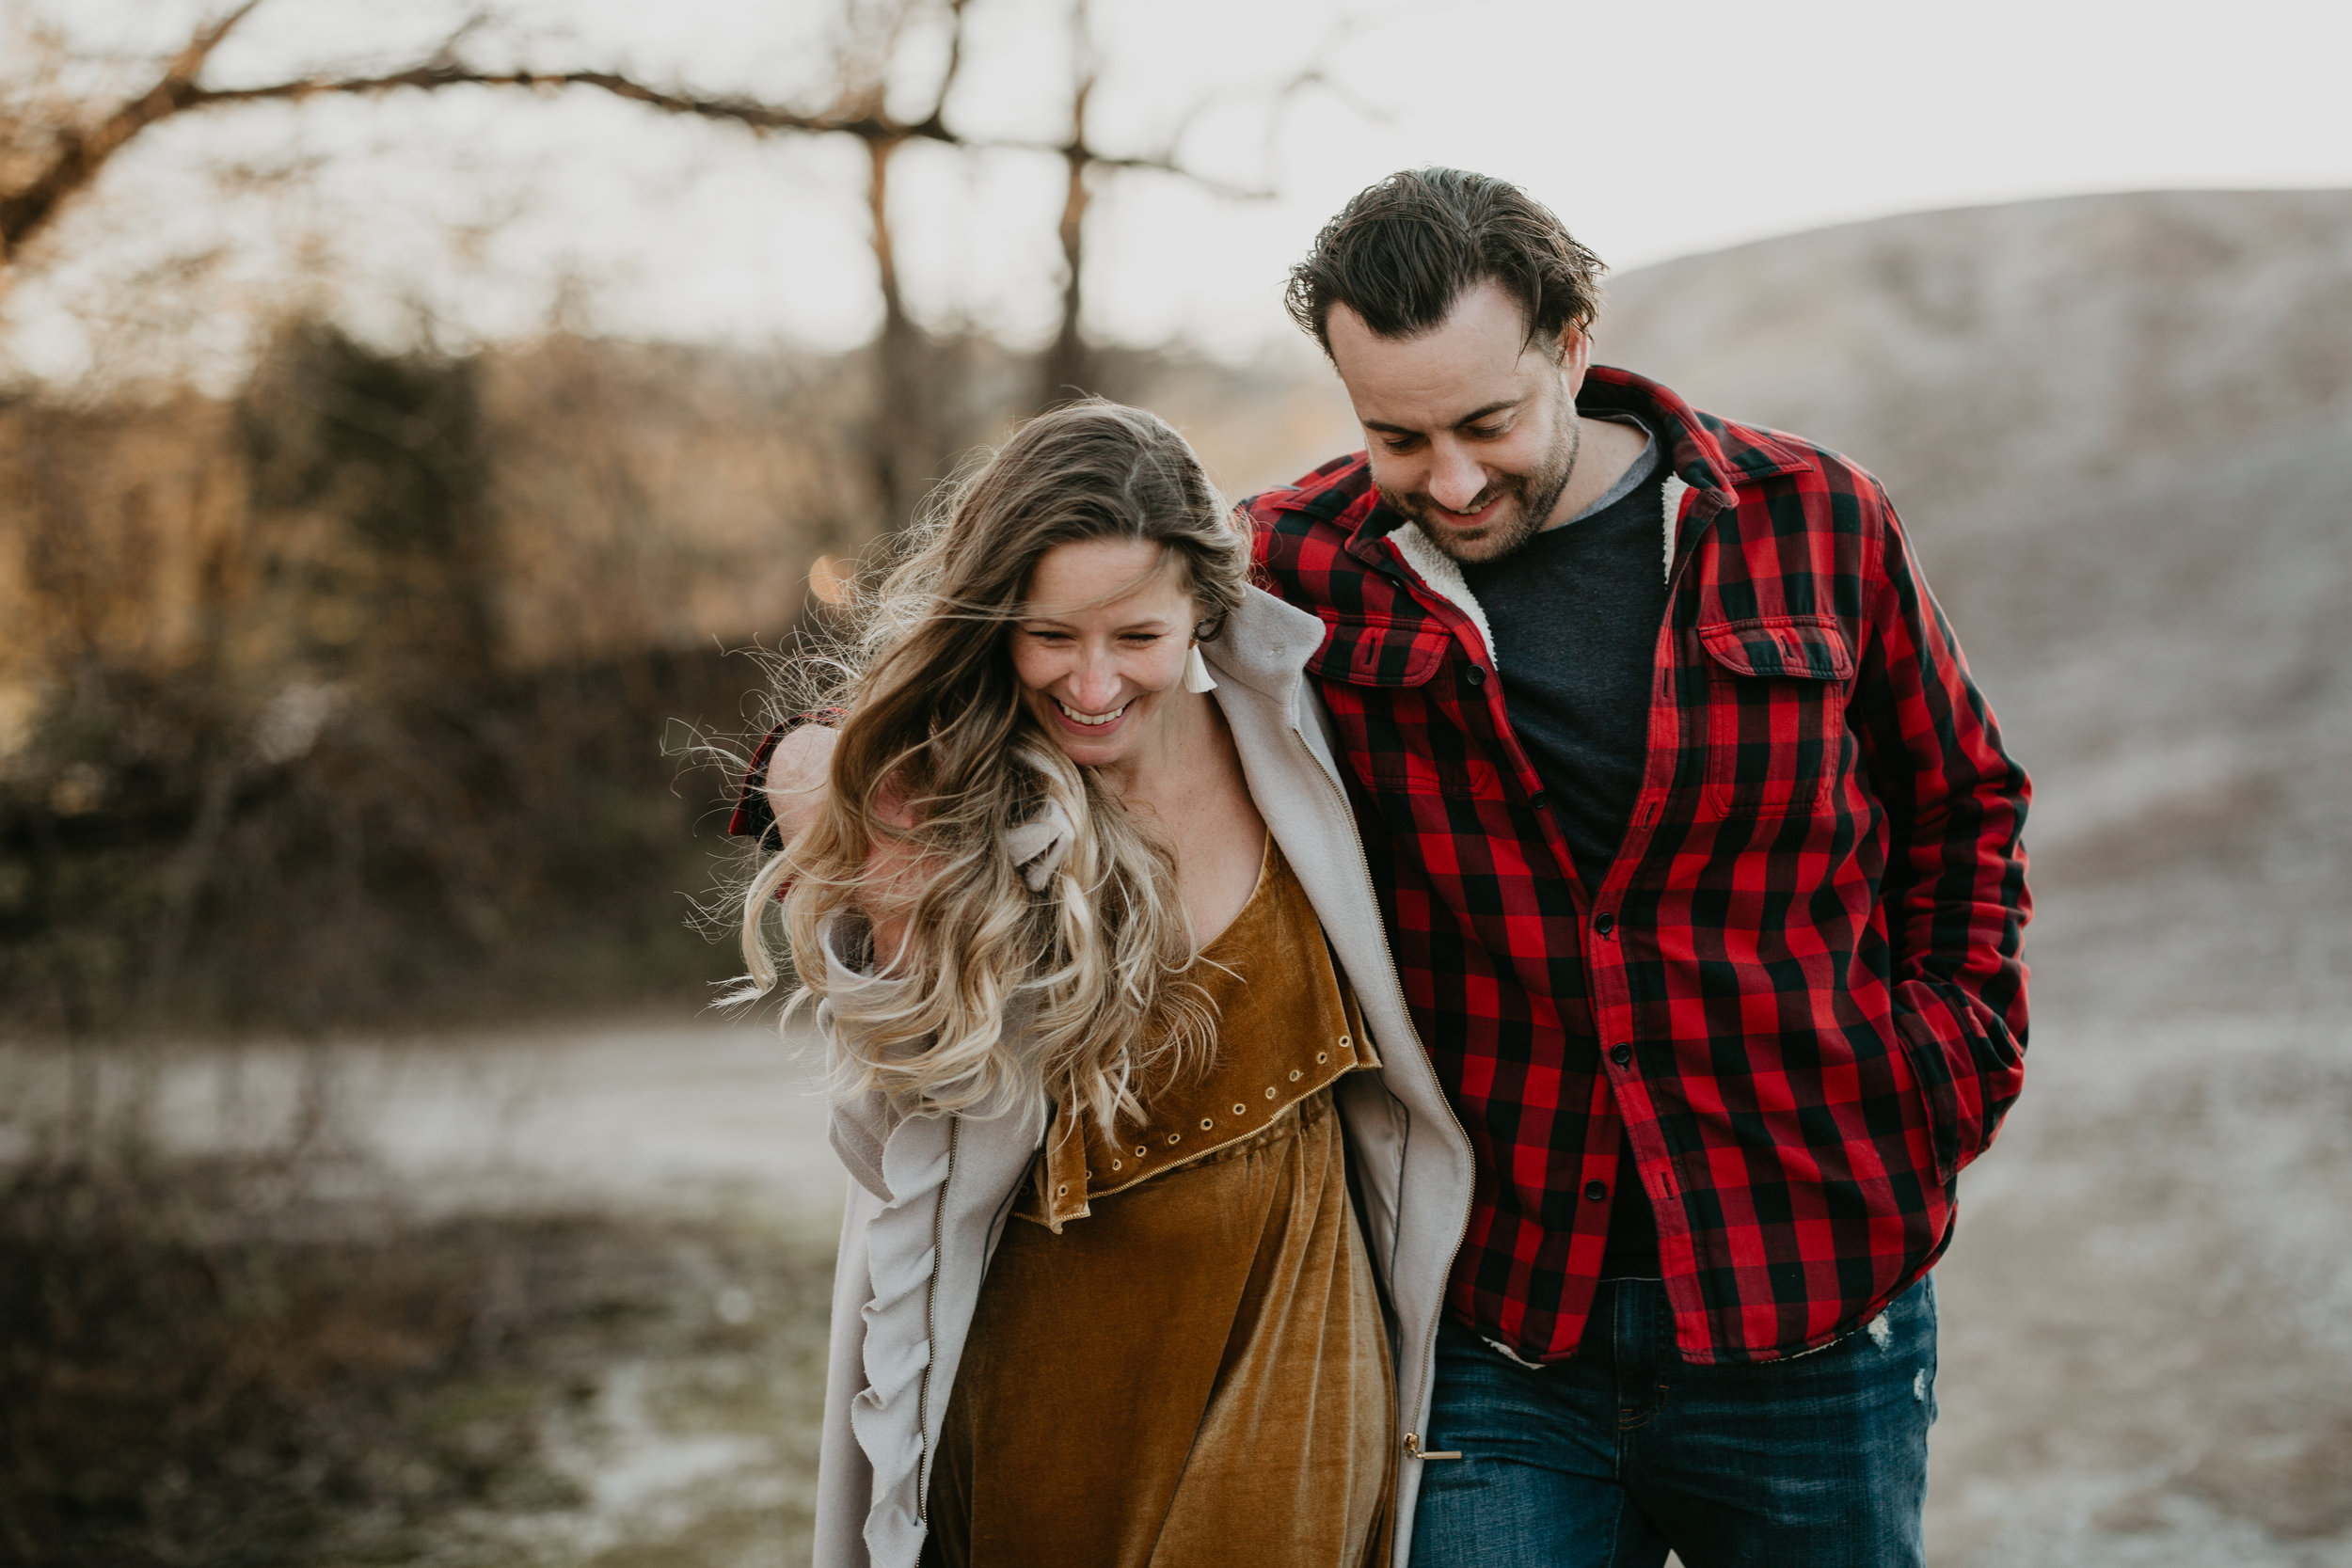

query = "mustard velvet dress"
[[920, 839, 1397, 1568]]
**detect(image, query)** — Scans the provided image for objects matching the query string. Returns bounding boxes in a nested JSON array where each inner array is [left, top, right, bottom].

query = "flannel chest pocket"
[[1310, 612, 1506, 801], [1697, 615, 1854, 816], [1311, 611, 1448, 686]]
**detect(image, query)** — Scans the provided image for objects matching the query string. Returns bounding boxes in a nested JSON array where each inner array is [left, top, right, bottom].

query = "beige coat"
[[808, 584, 1477, 1568]]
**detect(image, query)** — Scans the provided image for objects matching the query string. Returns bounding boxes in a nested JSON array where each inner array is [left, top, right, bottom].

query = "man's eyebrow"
[[1362, 398, 1523, 436]]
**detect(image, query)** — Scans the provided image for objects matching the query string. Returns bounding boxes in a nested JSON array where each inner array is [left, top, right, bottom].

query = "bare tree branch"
[[1152, 5, 1398, 196], [191, 65, 931, 141], [1064, 150, 1271, 201], [172, 0, 272, 78], [1, 0, 1286, 277], [0, 0, 268, 262]]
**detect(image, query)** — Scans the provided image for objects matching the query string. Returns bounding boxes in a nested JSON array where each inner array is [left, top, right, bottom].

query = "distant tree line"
[[0, 0, 1364, 1037]]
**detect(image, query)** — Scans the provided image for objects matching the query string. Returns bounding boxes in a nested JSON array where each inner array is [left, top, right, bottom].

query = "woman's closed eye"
[[1018, 627, 1168, 646]]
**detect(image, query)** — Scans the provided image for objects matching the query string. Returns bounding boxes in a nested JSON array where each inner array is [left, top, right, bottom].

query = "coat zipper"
[[1293, 721, 1476, 1466], [914, 1113, 960, 1524]]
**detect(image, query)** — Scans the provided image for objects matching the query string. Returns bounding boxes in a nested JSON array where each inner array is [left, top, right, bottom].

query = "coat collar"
[[1200, 582, 1325, 700]]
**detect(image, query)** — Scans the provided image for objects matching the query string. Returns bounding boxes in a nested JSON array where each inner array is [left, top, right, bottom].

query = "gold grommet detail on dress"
[[1111, 1159, 1122, 1171], [1136, 1146, 1149, 1158], [1232, 1102, 1248, 1116], [1200, 1117, 1215, 1131], [1289, 1069, 1302, 1082], [1057, 1183, 1068, 1196], [1316, 1052, 1328, 1064], [1264, 1085, 1277, 1099], [1168, 1132, 1182, 1146], [1339, 1034, 1353, 1051]]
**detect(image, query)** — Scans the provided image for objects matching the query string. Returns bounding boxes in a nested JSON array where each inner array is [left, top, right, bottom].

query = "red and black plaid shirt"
[[1244, 367, 2030, 1364]]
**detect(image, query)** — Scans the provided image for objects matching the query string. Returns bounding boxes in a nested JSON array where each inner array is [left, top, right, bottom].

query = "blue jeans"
[[1408, 1275, 1937, 1568]]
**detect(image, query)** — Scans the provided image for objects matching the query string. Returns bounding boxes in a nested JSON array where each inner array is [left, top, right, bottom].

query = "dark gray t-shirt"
[[1461, 416, 1667, 892], [1460, 415, 1669, 1283]]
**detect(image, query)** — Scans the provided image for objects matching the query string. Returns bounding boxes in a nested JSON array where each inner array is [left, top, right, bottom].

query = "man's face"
[[1326, 279, 1589, 564]]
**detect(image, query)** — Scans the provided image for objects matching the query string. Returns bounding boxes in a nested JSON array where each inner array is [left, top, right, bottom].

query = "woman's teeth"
[[1056, 698, 1128, 726]]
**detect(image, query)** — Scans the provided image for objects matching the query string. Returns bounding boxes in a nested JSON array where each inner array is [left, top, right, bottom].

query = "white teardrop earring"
[[1182, 641, 1218, 694]]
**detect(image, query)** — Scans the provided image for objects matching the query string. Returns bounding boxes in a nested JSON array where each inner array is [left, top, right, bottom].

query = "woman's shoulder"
[[1210, 585, 1327, 688]]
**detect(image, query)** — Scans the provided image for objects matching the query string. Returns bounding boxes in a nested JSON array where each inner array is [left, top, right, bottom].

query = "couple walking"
[[733, 168, 2032, 1568]]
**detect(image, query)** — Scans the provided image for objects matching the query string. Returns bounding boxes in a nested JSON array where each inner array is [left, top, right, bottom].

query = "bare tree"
[[0, 0, 1347, 526], [1041, 0, 1100, 407]]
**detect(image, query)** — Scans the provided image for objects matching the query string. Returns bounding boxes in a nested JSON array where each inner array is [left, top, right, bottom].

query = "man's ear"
[[1556, 322, 1593, 396]]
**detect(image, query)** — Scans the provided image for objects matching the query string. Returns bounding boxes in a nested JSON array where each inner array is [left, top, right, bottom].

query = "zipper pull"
[[1405, 1432, 1464, 1462]]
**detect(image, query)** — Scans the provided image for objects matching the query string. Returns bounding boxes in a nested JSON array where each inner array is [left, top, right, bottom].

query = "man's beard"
[[1378, 403, 1580, 565]]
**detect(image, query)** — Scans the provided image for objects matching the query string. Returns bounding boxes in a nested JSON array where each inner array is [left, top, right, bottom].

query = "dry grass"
[[0, 1145, 834, 1567]]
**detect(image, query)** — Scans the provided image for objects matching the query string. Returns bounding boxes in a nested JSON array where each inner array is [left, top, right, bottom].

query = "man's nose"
[[1426, 441, 1486, 512]]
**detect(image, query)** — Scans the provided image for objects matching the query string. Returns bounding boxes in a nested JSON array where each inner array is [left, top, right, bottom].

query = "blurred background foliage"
[[0, 0, 1350, 1043], [5, 318, 866, 1039], [0, 316, 1333, 1040]]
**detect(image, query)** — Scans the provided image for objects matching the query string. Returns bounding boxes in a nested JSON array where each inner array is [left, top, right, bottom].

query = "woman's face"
[[1009, 537, 1200, 770]]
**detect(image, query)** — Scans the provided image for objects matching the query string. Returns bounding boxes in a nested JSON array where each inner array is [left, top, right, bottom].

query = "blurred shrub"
[[0, 650, 771, 1037], [0, 322, 859, 1038]]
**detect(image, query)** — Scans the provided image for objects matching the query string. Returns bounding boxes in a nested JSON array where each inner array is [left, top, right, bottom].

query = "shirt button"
[[1583, 1180, 1609, 1202], [1466, 665, 1486, 687], [1595, 912, 1616, 936], [1529, 789, 1549, 810], [1610, 1043, 1632, 1067]]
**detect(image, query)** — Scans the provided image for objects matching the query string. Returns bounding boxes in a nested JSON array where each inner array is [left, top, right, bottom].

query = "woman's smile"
[[1052, 696, 1132, 728]]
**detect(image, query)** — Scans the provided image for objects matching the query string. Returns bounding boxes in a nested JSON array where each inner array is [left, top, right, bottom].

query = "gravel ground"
[[8, 1000, 2349, 1566], [1929, 1006, 2352, 1567]]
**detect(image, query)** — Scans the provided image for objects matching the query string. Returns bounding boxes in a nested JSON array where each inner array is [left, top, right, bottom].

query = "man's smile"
[[1431, 489, 1507, 530]]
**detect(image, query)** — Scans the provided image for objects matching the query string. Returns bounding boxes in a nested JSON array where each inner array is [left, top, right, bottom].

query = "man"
[[744, 168, 2029, 1565], [1244, 168, 2028, 1565]]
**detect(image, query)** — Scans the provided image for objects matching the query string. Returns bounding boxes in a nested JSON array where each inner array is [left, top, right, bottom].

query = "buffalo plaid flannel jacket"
[[1243, 367, 2030, 1364]]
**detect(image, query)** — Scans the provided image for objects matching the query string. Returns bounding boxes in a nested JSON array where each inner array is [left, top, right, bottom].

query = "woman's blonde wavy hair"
[[739, 400, 1250, 1133]]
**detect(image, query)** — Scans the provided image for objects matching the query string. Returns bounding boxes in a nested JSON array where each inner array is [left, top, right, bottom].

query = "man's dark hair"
[[1285, 167, 1606, 355]]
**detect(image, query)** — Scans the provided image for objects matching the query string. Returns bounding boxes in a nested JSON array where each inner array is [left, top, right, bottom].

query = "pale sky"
[[12, 0, 2352, 381]]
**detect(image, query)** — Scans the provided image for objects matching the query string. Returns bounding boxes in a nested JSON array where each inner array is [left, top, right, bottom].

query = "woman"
[[738, 402, 1473, 1568]]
